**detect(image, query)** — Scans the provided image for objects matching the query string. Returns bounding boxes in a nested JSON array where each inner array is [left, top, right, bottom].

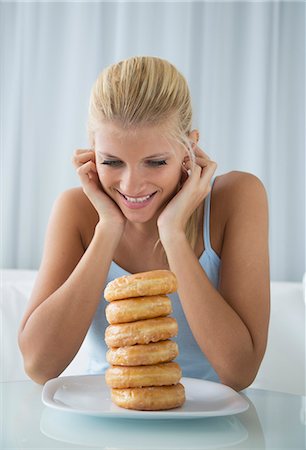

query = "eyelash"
[[101, 160, 167, 167]]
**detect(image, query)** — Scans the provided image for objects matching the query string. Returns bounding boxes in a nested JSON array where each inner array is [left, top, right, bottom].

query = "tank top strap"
[[203, 176, 217, 254]]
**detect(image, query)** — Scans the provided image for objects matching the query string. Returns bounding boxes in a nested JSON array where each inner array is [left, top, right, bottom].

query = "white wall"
[[1, 1, 305, 281]]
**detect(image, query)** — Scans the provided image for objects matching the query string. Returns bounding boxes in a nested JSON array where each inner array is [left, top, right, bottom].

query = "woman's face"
[[94, 122, 186, 223]]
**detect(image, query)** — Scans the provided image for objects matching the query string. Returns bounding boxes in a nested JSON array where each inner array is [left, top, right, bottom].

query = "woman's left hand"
[[157, 145, 217, 243]]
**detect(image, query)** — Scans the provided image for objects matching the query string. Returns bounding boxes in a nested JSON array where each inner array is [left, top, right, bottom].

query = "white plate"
[[42, 375, 249, 419]]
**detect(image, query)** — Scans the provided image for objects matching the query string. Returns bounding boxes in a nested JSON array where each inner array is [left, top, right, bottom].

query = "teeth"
[[124, 193, 152, 203]]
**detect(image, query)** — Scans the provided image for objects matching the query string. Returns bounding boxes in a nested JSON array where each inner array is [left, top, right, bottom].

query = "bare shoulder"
[[40, 186, 98, 281], [55, 187, 99, 240], [213, 171, 268, 221], [214, 170, 267, 199], [56, 187, 98, 217]]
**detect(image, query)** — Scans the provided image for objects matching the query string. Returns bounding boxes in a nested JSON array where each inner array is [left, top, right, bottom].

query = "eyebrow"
[[98, 152, 172, 159]]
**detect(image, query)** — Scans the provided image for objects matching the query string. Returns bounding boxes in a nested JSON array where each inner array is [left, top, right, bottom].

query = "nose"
[[119, 167, 144, 195]]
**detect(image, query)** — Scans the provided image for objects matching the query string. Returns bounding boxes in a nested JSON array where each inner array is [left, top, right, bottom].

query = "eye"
[[100, 160, 123, 167], [146, 160, 167, 167]]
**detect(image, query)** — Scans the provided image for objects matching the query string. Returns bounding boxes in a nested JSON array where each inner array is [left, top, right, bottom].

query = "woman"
[[18, 56, 270, 390]]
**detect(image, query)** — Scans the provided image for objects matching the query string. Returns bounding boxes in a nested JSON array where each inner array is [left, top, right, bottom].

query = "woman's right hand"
[[72, 149, 126, 229]]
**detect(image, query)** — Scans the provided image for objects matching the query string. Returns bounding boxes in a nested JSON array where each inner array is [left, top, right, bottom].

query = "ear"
[[188, 129, 200, 145], [179, 162, 189, 187]]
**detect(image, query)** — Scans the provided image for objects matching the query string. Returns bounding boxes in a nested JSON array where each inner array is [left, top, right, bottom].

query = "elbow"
[[24, 365, 49, 385], [23, 360, 57, 385], [216, 358, 261, 392], [18, 334, 60, 385], [219, 373, 256, 392], [21, 351, 57, 385], [215, 343, 266, 392]]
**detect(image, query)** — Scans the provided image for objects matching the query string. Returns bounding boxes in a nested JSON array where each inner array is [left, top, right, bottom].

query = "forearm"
[[19, 223, 120, 383], [162, 232, 256, 390]]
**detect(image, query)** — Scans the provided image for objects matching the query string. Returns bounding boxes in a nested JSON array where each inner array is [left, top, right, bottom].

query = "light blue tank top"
[[84, 179, 221, 381]]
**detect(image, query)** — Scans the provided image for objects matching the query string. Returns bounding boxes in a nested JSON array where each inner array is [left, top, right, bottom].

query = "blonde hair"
[[87, 56, 201, 251]]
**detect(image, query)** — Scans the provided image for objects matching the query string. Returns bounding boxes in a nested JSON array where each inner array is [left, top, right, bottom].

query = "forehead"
[[94, 122, 183, 157]]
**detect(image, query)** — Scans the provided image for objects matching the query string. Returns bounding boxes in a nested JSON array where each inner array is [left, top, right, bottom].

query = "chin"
[[122, 210, 156, 224]]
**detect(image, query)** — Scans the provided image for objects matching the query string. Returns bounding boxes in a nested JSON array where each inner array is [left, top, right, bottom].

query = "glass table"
[[1, 378, 305, 449]]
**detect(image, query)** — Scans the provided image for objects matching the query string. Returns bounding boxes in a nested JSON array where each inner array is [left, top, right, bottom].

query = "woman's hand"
[[157, 145, 217, 243], [72, 149, 126, 229]]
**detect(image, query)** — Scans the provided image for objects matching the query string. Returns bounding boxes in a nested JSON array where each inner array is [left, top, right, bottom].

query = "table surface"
[[1, 379, 305, 450]]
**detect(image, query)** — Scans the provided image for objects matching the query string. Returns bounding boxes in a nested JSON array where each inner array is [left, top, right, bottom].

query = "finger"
[[186, 158, 217, 187], [183, 159, 202, 178], [184, 151, 210, 169], [192, 145, 211, 160], [76, 160, 97, 174], [74, 148, 94, 157], [194, 156, 209, 169], [76, 160, 98, 186], [74, 151, 95, 164], [72, 150, 95, 168], [199, 160, 217, 187], [73, 149, 94, 158]]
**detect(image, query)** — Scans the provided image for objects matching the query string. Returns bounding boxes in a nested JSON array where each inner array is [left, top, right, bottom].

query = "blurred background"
[[1, 0, 305, 282]]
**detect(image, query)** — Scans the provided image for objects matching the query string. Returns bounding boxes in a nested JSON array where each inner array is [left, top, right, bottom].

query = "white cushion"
[[0, 270, 36, 381], [250, 281, 305, 395]]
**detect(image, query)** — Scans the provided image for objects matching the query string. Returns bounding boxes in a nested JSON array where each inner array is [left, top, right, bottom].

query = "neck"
[[125, 219, 159, 241], [121, 218, 168, 267]]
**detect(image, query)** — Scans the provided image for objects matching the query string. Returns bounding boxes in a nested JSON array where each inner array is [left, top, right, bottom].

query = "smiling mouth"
[[117, 190, 157, 204]]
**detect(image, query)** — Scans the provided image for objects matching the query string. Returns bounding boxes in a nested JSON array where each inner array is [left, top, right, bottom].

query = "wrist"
[[158, 227, 187, 248], [95, 220, 124, 243]]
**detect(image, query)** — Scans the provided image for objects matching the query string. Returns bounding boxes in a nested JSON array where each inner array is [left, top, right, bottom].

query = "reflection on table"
[[1, 380, 305, 449], [41, 408, 249, 449]]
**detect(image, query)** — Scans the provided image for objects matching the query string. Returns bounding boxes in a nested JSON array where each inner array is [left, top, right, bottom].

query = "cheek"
[[162, 166, 182, 188], [97, 168, 113, 191], [152, 167, 182, 198]]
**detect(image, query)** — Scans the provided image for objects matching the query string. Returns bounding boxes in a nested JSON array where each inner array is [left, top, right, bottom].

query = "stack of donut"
[[104, 270, 185, 411]]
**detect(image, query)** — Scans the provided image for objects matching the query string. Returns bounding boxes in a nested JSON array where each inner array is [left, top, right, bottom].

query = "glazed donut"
[[105, 317, 178, 348], [111, 383, 185, 411], [104, 270, 177, 302], [106, 340, 179, 366], [105, 362, 182, 388], [105, 295, 172, 324]]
